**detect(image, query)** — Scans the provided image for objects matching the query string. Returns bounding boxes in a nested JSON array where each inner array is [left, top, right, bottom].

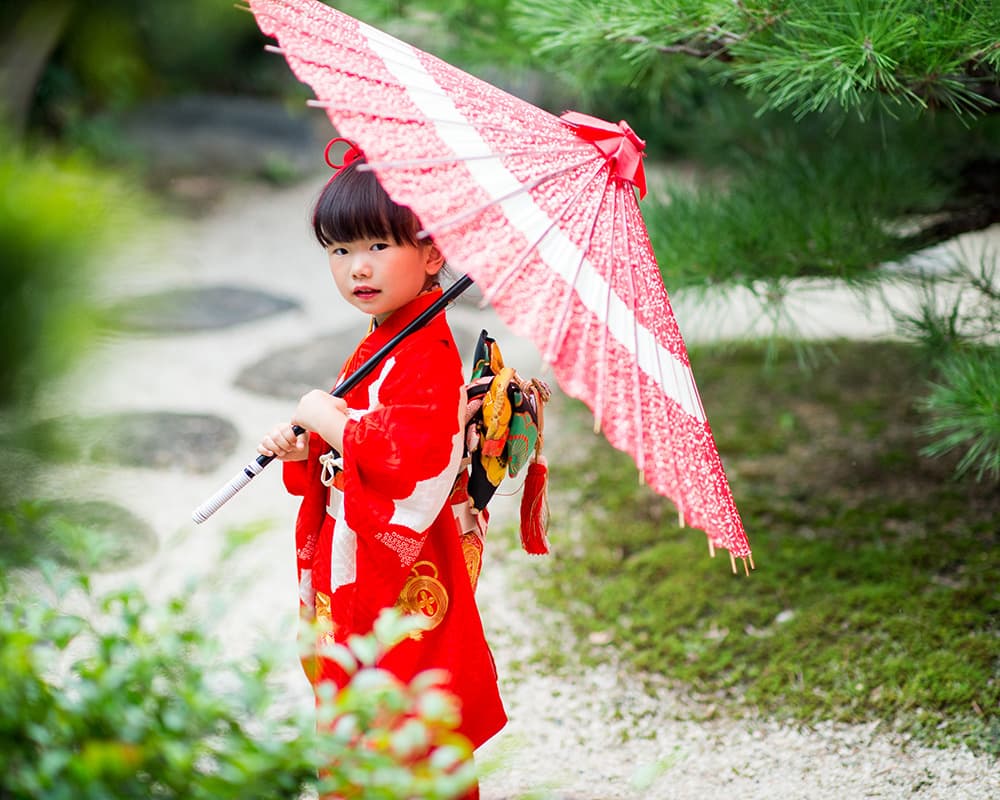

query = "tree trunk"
[[0, 0, 76, 137]]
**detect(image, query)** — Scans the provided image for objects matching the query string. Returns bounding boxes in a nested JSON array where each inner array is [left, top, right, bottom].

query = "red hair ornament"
[[323, 137, 365, 179]]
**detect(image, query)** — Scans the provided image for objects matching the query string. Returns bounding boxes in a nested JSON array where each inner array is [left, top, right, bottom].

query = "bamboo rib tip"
[[729, 552, 737, 574]]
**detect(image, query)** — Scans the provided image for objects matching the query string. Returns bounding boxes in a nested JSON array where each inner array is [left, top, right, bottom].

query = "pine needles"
[[511, 0, 1000, 119], [920, 349, 1000, 481]]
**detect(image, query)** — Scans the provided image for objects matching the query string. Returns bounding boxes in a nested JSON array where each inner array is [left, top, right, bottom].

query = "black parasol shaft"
[[192, 275, 474, 523]]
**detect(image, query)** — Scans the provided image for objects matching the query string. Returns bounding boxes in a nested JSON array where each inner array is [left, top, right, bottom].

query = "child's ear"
[[424, 243, 446, 275]]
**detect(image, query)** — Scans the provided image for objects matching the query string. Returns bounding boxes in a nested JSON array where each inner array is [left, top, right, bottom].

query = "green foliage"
[[21, 0, 295, 143], [510, 0, 1000, 119], [510, 0, 731, 97], [895, 252, 1000, 480], [919, 348, 1000, 481], [536, 341, 999, 753], [645, 117, 946, 288], [313, 615, 478, 798], [896, 250, 1000, 355], [0, 499, 156, 572], [0, 140, 140, 410], [0, 572, 476, 800], [730, 0, 1000, 117], [0, 139, 137, 510]]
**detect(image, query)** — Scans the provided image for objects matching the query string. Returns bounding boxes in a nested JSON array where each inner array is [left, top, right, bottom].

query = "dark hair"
[[312, 160, 422, 248]]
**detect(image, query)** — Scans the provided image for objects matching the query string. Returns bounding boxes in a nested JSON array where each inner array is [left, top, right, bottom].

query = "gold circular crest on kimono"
[[397, 560, 449, 634]]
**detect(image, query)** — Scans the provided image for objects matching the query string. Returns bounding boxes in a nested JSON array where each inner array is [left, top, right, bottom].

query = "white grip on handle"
[[191, 459, 265, 523]]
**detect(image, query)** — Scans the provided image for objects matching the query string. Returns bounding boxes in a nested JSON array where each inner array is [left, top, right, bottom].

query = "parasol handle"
[[191, 275, 475, 524]]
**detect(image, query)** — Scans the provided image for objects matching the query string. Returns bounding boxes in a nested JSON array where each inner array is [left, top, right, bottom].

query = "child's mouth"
[[354, 287, 380, 299]]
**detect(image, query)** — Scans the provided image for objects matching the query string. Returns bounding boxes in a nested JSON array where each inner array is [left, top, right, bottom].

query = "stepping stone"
[[30, 411, 240, 474], [234, 324, 481, 400], [5, 498, 157, 572], [106, 285, 299, 334]]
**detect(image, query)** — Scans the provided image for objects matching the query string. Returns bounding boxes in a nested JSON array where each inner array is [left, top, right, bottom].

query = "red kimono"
[[283, 290, 507, 749]]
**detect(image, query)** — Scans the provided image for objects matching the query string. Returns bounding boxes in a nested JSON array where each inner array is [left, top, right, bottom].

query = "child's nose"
[[350, 256, 373, 278]]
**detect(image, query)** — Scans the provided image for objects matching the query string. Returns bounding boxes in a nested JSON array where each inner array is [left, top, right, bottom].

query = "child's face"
[[326, 237, 445, 323]]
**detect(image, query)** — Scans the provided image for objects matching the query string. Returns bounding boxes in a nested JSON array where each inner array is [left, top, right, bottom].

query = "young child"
[[257, 142, 506, 786]]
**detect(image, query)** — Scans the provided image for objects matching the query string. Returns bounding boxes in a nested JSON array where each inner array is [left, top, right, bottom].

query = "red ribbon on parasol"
[[560, 111, 648, 199]]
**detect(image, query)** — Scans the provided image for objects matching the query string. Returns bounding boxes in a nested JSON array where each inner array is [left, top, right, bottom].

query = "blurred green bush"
[[0, 136, 141, 523], [0, 575, 476, 800], [0, 140, 125, 409]]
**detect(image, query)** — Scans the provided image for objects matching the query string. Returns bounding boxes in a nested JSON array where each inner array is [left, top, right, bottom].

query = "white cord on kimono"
[[318, 450, 343, 487]]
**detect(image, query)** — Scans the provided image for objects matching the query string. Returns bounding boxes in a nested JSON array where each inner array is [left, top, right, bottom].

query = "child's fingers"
[[258, 424, 299, 457]]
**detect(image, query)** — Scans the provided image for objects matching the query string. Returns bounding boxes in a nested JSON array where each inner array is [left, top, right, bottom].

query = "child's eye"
[[328, 246, 348, 256], [370, 242, 390, 252]]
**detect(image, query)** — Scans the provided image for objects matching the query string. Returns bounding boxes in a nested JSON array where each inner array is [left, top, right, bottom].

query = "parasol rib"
[[415, 156, 597, 240], [356, 147, 585, 171], [543, 165, 615, 363], [480, 159, 610, 308], [616, 184, 648, 482], [305, 99, 563, 141], [591, 183, 618, 436]]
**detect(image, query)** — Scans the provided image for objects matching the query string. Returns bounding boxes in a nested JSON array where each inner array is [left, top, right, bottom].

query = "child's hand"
[[258, 423, 309, 462], [292, 391, 350, 453]]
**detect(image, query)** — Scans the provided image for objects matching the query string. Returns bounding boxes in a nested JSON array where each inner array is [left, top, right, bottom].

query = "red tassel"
[[519, 456, 550, 555]]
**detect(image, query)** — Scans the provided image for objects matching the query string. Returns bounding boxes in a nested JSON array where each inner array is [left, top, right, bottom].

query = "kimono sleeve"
[[339, 339, 464, 562], [282, 432, 326, 496]]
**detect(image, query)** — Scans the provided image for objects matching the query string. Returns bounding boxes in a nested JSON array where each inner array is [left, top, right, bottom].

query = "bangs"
[[312, 162, 421, 247]]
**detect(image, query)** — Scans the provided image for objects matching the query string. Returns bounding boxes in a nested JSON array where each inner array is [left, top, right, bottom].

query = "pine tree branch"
[[907, 206, 1000, 250], [0, 1, 76, 137], [595, 6, 999, 117], [620, 34, 736, 61], [628, 40, 999, 114], [904, 158, 1000, 248]]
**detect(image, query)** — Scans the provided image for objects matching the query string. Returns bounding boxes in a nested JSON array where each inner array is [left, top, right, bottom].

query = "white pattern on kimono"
[[323, 358, 398, 592], [388, 385, 466, 532], [326, 487, 358, 592]]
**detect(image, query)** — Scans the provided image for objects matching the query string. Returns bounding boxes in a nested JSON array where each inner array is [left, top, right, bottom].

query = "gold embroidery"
[[461, 533, 483, 593], [396, 560, 449, 637]]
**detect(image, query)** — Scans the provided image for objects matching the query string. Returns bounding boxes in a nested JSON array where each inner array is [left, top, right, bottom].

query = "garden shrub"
[[0, 570, 475, 799]]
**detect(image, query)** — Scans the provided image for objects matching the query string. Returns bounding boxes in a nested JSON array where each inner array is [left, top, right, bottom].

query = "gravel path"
[[476, 550, 998, 799], [54, 178, 998, 800]]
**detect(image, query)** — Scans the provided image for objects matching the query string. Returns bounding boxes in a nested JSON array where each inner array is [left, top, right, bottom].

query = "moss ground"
[[530, 340, 999, 753]]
